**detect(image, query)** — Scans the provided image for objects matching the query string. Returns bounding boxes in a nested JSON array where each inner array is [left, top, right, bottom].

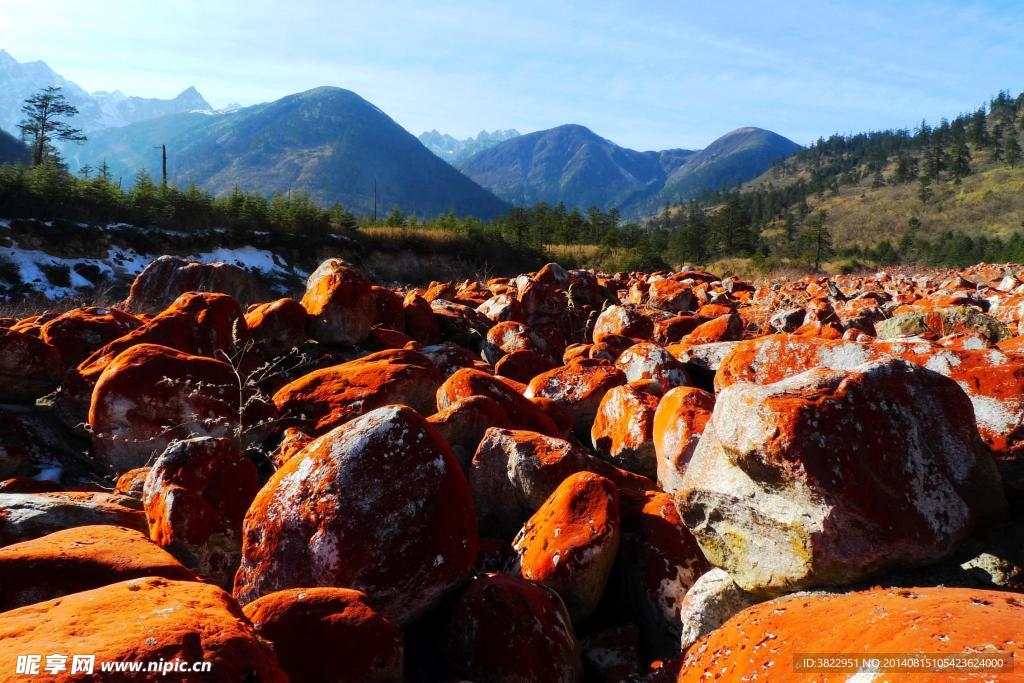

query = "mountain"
[[457, 124, 696, 212], [0, 49, 210, 135], [0, 128, 27, 163], [458, 124, 797, 215], [419, 129, 520, 163], [71, 86, 510, 219], [652, 127, 801, 208]]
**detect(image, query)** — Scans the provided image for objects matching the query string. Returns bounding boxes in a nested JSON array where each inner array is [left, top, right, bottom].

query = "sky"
[[2, 0, 1023, 150]]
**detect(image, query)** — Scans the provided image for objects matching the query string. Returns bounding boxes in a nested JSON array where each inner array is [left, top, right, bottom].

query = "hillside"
[[0, 129, 26, 163], [70, 87, 511, 219], [459, 124, 797, 216], [419, 129, 520, 163], [0, 49, 209, 134]]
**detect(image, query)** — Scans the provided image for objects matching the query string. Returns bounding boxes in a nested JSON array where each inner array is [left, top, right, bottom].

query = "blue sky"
[[2, 0, 1022, 150]]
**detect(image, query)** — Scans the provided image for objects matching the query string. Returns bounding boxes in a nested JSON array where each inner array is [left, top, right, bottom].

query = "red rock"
[[300, 258, 376, 345], [0, 577, 287, 682], [440, 573, 581, 683], [615, 341, 691, 391], [419, 341, 484, 377], [366, 326, 415, 350], [525, 359, 627, 437], [270, 427, 312, 469], [124, 255, 265, 313], [59, 292, 245, 425], [614, 490, 711, 655], [39, 306, 142, 367], [243, 587, 403, 683], [0, 525, 196, 611], [469, 428, 651, 537], [647, 279, 695, 313], [430, 298, 492, 346], [0, 478, 62, 494], [513, 471, 621, 622], [114, 467, 150, 497], [653, 315, 704, 344], [482, 320, 547, 362], [437, 367, 561, 437], [234, 405, 477, 624], [0, 492, 147, 546], [88, 343, 239, 472], [244, 297, 308, 356], [0, 328, 62, 402], [495, 348, 557, 383], [680, 358, 1006, 594], [685, 313, 743, 343], [588, 333, 636, 361], [593, 305, 653, 342], [403, 292, 441, 344], [531, 396, 575, 434], [427, 395, 511, 469], [371, 285, 406, 331], [679, 587, 1024, 682], [694, 303, 733, 318], [273, 349, 442, 435], [143, 437, 258, 587], [653, 387, 715, 495], [591, 384, 661, 479]]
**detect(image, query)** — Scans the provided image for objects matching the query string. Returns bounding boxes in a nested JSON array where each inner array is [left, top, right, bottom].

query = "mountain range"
[[0, 49, 210, 135], [419, 129, 520, 163], [457, 124, 799, 215], [70, 87, 511, 219], [2, 49, 800, 219]]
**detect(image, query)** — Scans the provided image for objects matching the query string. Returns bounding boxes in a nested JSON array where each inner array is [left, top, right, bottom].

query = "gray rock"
[[679, 568, 760, 651], [875, 306, 1011, 342]]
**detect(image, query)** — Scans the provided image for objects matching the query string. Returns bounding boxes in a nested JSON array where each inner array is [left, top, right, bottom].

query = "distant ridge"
[[71, 86, 510, 219], [458, 124, 798, 215]]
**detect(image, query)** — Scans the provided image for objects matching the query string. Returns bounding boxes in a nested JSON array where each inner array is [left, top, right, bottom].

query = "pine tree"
[[800, 210, 833, 271], [1006, 131, 1022, 167], [17, 86, 87, 166], [950, 139, 971, 183]]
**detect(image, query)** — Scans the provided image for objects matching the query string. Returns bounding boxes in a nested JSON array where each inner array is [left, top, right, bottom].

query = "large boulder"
[[0, 328, 62, 402], [300, 258, 375, 345], [614, 342, 690, 391], [58, 292, 244, 425], [244, 297, 309, 356], [0, 524, 195, 611], [0, 492, 147, 546], [437, 367, 561, 437], [39, 306, 142, 367], [513, 471, 621, 622], [124, 255, 265, 313], [652, 387, 715, 495], [89, 343, 239, 472], [243, 587, 403, 683], [0, 577, 287, 682], [440, 573, 582, 683], [678, 358, 1006, 595], [679, 587, 1023, 681], [143, 437, 259, 587], [876, 305, 1012, 341], [525, 360, 627, 438], [591, 384, 660, 479], [469, 427, 651, 537], [615, 490, 711, 656], [273, 349, 442, 435], [234, 405, 477, 624], [677, 568, 759, 651]]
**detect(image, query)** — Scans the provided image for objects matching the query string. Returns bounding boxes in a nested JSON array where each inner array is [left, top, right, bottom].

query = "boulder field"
[[1, 259, 1024, 680]]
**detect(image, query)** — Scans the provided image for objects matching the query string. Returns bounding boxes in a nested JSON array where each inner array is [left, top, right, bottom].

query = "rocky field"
[[1, 255, 1023, 681]]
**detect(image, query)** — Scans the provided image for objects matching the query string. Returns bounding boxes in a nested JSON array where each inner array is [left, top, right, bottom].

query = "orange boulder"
[[244, 297, 309, 356], [652, 386, 715, 495], [234, 405, 477, 624], [243, 587, 403, 683], [591, 384, 661, 479], [89, 343, 239, 472], [0, 577, 287, 682], [39, 306, 142, 367], [300, 258, 375, 345], [0, 328, 62, 402], [514, 471, 621, 622], [0, 524, 195, 611]]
